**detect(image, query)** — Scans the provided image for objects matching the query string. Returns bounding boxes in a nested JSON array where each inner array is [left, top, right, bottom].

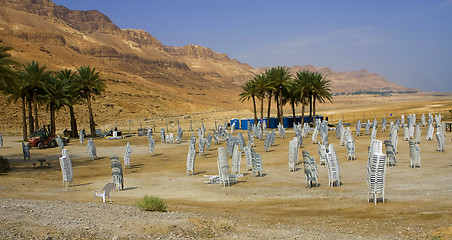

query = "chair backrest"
[[102, 183, 115, 196]]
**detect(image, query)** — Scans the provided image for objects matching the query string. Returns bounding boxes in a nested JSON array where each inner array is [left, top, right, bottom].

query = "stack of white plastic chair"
[[175, 127, 183, 144], [79, 129, 84, 145], [395, 118, 400, 131], [311, 127, 319, 144], [186, 136, 196, 175], [123, 142, 132, 169], [365, 120, 371, 135], [384, 140, 396, 166], [435, 129, 445, 152], [160, 128, 165, 142], [401, 115, 405, 126], [390, 128, 398, 154], [110, 155, 124, 191], [231, 145, 241, 174], [251, 148, 263, 177], [238, 132, 245, 152], [435, 114, 442, 128], [244, 142, 253, 170], [335, 120, 342, 139], [403, 126, 409, 141], [198, 137, 206, 156], [247, 131, 254, 148], [87, 138, 97, 160], [318, 143, 327, 165], [408, 114, 415, 139], [356, 120, 361, 136], [426, 122, 434, 141], [367, 140, 386, 205], [409, 140, 421, 168], [371, 125, 377, 141], [302, 151, 319, 188], [206, 133, 212, 150], [346, 136, 356, 160], [278, 124, 285, 138], [326, 144, 340, 187], [414, 123, 421, 144], [339, 125, 346, 146], [288, 138, 298, 172], [217, 147, 230, 187], [264, 132, 272, 152], [227, 136, 237, 157], [421, 114, 426, 127], [148, 135, 155, 155], [56, 135, 64, 150], [165, 134, 170, 144], [168, 133, 174, 144], [382, 117, 386, 132], [231, 123, 235, 133], [270, 129, 276, 146], [303, 123, 310, 137], [59, 149, 73, 187]]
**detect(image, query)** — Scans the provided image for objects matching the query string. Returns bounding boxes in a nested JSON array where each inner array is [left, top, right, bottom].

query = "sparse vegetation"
[[0, 156, 11, 173], [137, 195, 167, 212]]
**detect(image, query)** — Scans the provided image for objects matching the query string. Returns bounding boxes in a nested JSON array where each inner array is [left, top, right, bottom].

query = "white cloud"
[[438, 0, 452, 7], [267, 27, 387, 54]]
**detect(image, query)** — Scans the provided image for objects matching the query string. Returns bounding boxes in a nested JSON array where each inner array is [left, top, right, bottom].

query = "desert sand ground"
[[0, 94, 451, 239]]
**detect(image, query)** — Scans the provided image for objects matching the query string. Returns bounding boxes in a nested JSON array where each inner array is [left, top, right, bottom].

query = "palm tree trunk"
[[69, 106, 78, 138], [87, 95, 96, 136], [21, 97, 28, 141], [313, 97, 316, 123], [252, 96, 257, 125], [50, 104, 55, 137], [267, 92, 272, 121], [28, 98, 34, 135], [260, 97, 264, 130], [33, 90, 39, 130], [276, 94, 280, 125], [292, 102, 296, 124], [280, 98, 284, 123], [301, 101, 306, 126], [309, 94, 313, 123]]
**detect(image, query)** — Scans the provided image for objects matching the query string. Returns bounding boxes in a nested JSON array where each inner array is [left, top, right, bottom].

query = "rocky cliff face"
[[0, 0, 414, 129]]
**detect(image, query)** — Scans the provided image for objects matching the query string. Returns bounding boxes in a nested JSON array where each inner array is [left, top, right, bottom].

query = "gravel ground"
[[0, 198, 398, 240]]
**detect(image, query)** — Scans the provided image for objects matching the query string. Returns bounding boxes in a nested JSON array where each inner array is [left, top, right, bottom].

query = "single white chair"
[[93, 183, 115, 203]]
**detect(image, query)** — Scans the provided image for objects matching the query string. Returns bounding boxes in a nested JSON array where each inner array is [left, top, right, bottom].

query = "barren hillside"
[[0, 0, 414, 131]]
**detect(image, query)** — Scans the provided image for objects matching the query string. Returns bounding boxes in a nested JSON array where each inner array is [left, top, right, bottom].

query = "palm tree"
[[267, 67, 292, 124], [42, 75, 70, 137], [253, 73, 268, 127], [294, 71, 312, 125], [0, 40, 17, 92], [56, 69, 80, 138], [284, 81, 300, 124], [19, 61, 51, 133], [5, 72, 29, 141], [311, 72, 333, 122], [75, 66, 106, 136], [264, 69, 275, 122], [239, 80, 258, 124]]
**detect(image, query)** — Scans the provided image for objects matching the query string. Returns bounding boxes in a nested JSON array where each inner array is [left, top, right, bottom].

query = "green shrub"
[[0, 156, 11, 173], [137, 195, 167, 212]]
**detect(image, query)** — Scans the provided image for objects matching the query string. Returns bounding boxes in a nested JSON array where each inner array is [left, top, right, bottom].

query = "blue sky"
[[52, 0, 452, 92]]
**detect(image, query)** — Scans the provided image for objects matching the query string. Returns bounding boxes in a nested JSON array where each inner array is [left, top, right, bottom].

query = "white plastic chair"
[[93, 183, 115, 203]]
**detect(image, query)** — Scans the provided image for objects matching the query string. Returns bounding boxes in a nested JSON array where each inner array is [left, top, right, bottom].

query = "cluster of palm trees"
[[0, 40, 105, 141], [240, 66, 332, 126]]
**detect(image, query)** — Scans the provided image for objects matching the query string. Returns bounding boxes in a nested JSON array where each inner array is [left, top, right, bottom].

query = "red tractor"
[[28, 125, 57, 149]]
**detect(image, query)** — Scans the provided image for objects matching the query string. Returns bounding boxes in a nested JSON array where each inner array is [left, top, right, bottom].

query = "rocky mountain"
[[288, 65, 412, 93], [0, 0, 414, 130]]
